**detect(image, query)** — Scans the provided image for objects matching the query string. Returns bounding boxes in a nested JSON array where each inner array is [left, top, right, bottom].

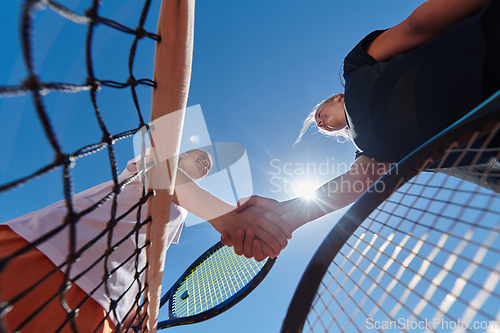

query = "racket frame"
[[281, 92, 500, 332], [157, 241, 276, 329]]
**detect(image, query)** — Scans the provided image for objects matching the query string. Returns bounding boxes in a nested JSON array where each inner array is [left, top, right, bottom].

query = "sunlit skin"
[[315, 95, 347, 131]]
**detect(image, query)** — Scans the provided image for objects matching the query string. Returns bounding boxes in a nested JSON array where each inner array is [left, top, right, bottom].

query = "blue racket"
[[158, 241, 275, 329]]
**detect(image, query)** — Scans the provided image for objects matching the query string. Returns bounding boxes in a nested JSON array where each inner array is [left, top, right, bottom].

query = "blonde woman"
[[224, 0, 500, 260]]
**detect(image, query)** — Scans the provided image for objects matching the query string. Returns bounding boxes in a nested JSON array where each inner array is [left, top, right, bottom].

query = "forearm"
[[280, 156, 390, 232], [280, 172, 367, 230]]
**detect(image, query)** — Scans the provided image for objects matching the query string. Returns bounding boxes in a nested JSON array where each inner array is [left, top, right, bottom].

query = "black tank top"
[[343, 0, 500, 163]]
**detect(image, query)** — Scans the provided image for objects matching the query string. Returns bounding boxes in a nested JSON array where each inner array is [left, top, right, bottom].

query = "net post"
[[146, 0, 195, 332]]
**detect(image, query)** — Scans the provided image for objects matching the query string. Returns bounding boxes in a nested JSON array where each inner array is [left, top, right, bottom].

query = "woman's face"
[[315, 95, 346, 131]]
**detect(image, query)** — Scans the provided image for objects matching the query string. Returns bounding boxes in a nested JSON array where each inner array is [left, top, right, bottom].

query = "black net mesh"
[[0, 1, 161, 332]]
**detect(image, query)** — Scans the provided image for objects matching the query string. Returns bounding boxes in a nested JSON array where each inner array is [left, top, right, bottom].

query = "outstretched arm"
[[172, 169, 288, 259], [367, 0, 488, 61], [226, 156, 391, 255]]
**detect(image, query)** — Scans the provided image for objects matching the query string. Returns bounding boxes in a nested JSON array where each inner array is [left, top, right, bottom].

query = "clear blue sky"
[[1, 0, 424, 331]]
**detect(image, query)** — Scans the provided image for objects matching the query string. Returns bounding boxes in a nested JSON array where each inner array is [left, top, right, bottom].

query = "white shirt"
[[6, 157, 187, 323]]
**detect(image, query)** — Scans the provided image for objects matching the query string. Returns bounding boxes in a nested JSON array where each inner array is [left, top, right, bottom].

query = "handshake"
[[214, 195, 304, 262]]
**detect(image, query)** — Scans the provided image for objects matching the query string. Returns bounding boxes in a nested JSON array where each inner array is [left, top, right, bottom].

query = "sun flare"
[[294, 180, 318, 200]]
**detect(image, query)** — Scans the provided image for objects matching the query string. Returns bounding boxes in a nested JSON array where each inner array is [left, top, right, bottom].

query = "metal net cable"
[[0, 0, 161, 332]]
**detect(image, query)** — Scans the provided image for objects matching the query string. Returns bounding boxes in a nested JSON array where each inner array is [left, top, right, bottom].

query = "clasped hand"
[[218, 196, 295, 262]]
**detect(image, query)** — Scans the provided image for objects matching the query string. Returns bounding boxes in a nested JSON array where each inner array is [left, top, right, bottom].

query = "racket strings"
[[0, 1, 159, 331], [307, 188, 500, 331], [305, 267, 371, 333], [312, 224, 497, 332], [371, 199, 500, 254], [171, 246, 266, 318], [177, 252, 254, 313], [361, 217, 500, 278], [347, 225, 498, 319], [302, 122, 500, 332], [309, 243, 411, 333]]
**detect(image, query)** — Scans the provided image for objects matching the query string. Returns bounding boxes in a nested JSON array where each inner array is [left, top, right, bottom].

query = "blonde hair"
[[293, 93, 351, 146]]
